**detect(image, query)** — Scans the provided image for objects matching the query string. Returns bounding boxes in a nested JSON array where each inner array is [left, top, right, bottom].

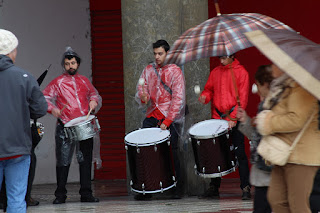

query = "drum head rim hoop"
[[195, 165, 237, 178], [124, 128, 170, 147], [64, 115, 95, 127], [130, 182, 176, 194], [188, 119, 229, 139]]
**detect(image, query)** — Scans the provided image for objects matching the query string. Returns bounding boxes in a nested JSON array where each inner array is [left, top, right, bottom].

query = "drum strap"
[[215, 106, 235, 119], [57, 119, 65, 127], [152, 63, 173, 95]]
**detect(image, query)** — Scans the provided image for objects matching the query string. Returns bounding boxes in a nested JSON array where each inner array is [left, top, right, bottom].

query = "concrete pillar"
[[122, 0, 211, 196]]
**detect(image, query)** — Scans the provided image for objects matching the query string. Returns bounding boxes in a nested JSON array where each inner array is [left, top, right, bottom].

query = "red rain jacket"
[[136, 63, 185, 126], [43, 73, 101, 124], [201, 59, 249, 121]]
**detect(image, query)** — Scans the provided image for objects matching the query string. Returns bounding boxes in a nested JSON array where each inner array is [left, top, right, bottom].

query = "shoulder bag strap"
[[289, 110, 317, 152], [152, 63, 172, 96]]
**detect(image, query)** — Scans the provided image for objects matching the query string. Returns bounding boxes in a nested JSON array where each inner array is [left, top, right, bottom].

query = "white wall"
[[0, 0, 92, 184]]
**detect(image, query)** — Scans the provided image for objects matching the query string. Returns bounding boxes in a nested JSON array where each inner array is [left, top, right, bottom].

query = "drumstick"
[[194, 85, 201, 95], [86, 108, 93, 120], [60, 103, 68, 112], [138, 78, 145, 94]]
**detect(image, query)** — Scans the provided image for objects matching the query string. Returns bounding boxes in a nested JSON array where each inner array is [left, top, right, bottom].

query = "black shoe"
[[53, 197, 66, 204], [27, 197, 40, 206], [134, 194, 152, 201], [198, 186, 220, 199], [241, 185, 251, 200], [81, 195, 99, 203]]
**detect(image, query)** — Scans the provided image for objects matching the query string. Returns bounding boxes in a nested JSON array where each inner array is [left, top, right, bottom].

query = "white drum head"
[[65, 115, 95, 127], [125, 128, 170, 146], [188, 119, 229, 139]]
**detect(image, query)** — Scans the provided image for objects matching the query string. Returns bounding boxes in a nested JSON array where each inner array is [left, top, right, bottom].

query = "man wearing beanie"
[[0, 29, 47, 213], [43, 47, 102, 204]]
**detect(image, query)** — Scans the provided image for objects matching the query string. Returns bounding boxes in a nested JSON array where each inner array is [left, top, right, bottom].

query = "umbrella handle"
[[214, 0, 221, 16]]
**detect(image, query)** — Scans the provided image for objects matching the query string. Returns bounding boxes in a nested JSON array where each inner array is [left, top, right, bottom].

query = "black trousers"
[[210, 123, 250, 189], [54, 124, 94, 198], [26, 147, 36, 202], [253, 186, 272, 213], [142, 117, 182, 186]]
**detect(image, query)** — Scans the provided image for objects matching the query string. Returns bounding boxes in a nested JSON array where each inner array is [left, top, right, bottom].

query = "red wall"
[[90, 1, 120, 10]]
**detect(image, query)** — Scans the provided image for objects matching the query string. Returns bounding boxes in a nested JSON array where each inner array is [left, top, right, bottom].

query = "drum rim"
[[130, 182, 176, 194], [124, 128, 170, 147], [64, 115, 95, 127], [195, 165, 238, 178], [188, 119, 229, 139], [125, 135, 170, 147]]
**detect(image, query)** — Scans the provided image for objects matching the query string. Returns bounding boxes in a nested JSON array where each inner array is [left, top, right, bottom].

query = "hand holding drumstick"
[[139, 78, 148, 103], [52, 103, 68, 118], [86, 100, 98, 119]]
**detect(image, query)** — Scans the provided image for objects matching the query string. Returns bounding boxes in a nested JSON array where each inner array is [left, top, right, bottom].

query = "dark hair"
[[218, 54, 235, 58], [255, 65, 273, 86], [65, 55, 81, 64], [61, 47, 82, 67], [153, 40, 170, 52]]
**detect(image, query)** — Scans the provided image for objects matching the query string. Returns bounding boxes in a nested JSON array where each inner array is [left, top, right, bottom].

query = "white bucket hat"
[[0, 29, 18, 55]]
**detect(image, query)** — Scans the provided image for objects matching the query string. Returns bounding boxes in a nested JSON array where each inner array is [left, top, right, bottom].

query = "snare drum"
[[64, 115, 100, 141], [188, 119, 237, 178], [125, 128, 176, 194]]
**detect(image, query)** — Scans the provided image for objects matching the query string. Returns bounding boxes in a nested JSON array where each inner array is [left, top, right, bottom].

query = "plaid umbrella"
[[165, 13, 294, 65], [245, 29, 320, 100]]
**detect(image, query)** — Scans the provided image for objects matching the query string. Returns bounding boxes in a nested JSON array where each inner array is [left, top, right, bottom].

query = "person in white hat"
[[0, 29, 47, 213]]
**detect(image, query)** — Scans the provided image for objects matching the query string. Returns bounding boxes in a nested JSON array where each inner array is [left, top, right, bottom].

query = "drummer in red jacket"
[[135, 40, 186, 200], [198, 54, 251, 200], [43, 47, 102, 204]]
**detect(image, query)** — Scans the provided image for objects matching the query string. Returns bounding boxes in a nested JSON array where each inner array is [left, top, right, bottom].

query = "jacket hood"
[[0, 55, 14, 72]]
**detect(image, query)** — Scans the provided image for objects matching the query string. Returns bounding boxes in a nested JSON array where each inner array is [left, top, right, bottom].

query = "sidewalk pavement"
[[26, 179, 253, 213]]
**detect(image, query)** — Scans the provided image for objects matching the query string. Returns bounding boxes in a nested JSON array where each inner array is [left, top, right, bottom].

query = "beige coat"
[[256, 79, 320, 166]]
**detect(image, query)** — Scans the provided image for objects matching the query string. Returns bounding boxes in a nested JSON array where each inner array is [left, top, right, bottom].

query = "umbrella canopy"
[[165, 13, 294, 65], [245, 29, 320, 100]]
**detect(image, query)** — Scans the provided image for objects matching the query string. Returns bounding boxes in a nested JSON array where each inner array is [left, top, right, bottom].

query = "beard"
[[67, 68, 78, 75]]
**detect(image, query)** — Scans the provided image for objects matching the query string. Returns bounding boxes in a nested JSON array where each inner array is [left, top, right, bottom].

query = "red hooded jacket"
[[201, 59, 249, 121]]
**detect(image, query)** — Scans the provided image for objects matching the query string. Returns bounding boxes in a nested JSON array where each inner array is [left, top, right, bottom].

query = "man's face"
[[219, 56, 234, 66], [64, 57, 79, 75], [153, 47, 167, 67]]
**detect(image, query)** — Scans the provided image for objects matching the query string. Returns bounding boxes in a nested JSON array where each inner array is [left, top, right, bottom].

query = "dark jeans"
[[254, 186, 272, 213], [310, 168, 320, 213], [55, 124, 94, 198], [210, 123, 250, 189], [142, 117, 182, 186]]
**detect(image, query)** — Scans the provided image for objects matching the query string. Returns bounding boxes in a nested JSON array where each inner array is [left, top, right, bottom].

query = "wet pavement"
[[26, 179, 253, 213]]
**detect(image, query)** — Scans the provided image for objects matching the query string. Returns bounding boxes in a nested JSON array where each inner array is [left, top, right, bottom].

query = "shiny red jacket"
[[201, 59, 249, 121], [136, 63, 185, 125], [43, 73, 102, 124]]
